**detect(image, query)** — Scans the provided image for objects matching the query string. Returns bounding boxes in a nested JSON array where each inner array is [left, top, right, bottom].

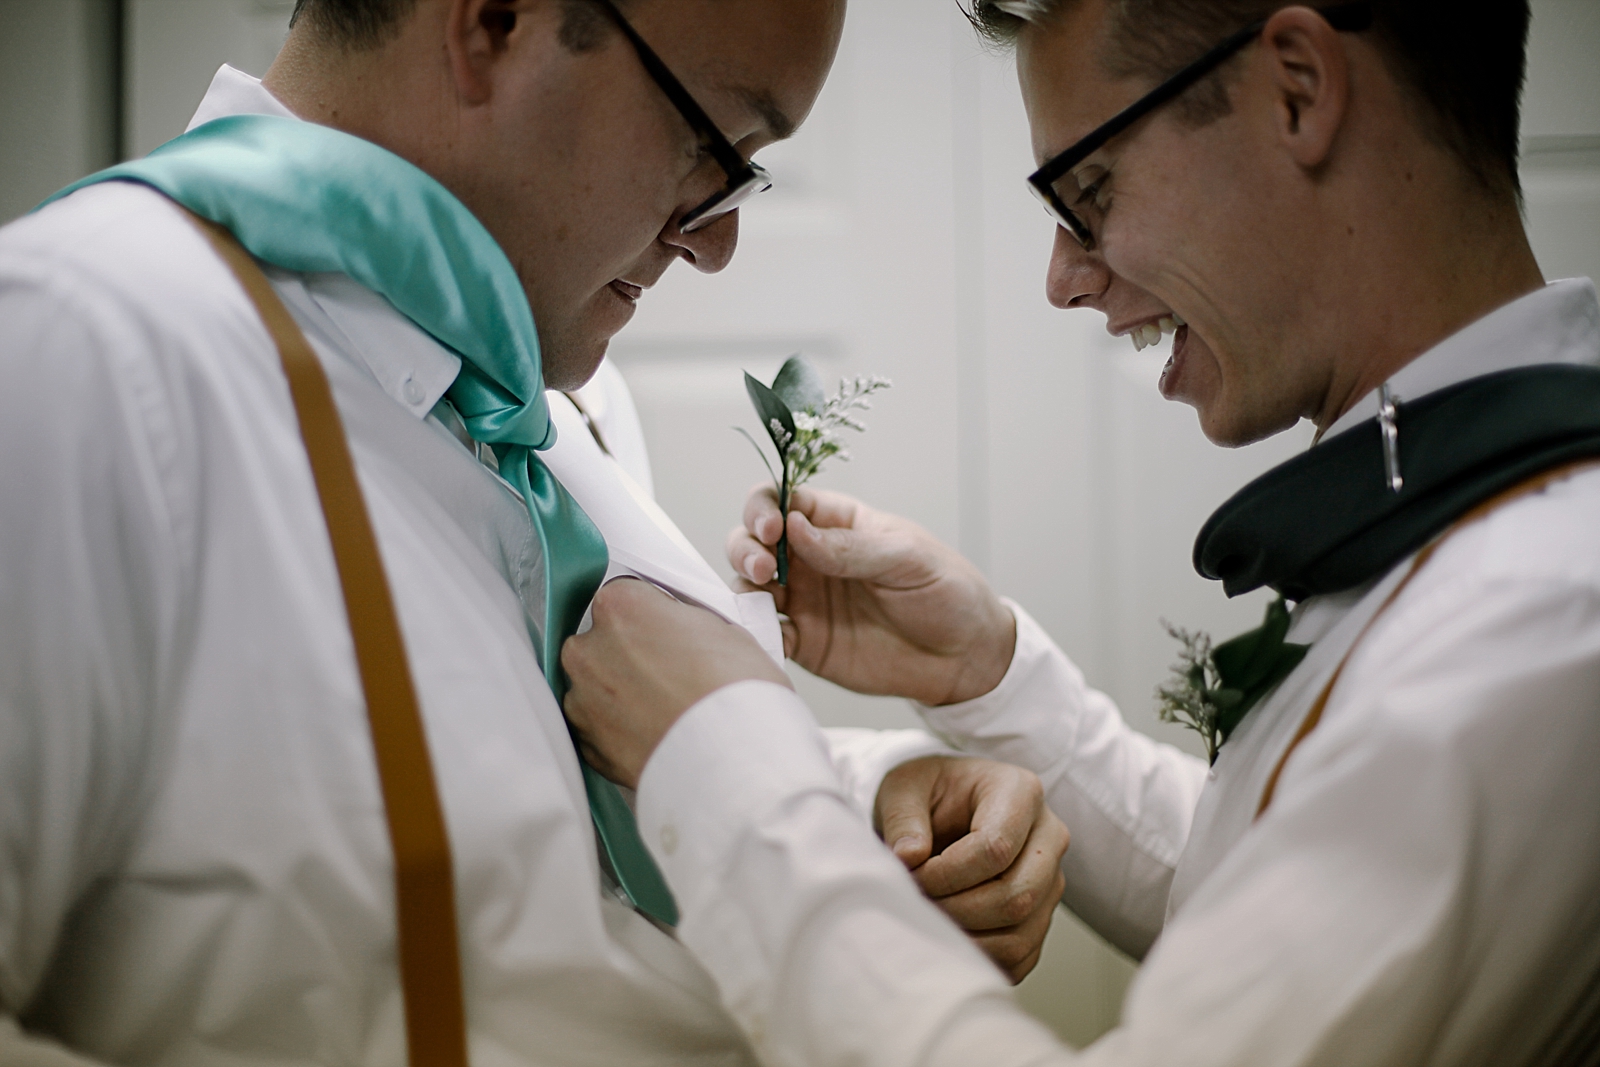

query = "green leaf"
[[770, 354, 827, 414], [745, 371, 797, 454], [1209, 597, 1311, 745], [1213, 597, 1293, 692], [1210, 687, 1244, 710], [1214, 692, 1251, 743]]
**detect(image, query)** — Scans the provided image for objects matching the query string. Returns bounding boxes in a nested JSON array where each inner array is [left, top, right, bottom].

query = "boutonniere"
[[739, 355, 891, 584], [1156, 597, 1310, 764]]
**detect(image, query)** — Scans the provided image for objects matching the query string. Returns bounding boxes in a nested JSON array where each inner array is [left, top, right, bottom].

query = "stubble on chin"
[[538, 330, 611, 392], [1200, 384, 1307, 448]]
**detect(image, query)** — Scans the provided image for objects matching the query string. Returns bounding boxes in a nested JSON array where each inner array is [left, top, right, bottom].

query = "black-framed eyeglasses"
[[595, 0, 772, 234], [1028, 2, 1372, 250]]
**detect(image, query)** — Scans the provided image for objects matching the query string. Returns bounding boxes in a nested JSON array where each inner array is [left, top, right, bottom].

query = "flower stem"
[[776, 476, 790, 585]]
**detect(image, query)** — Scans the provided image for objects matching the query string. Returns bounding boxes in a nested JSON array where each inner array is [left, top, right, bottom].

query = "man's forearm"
[[638, 683, 1071, 1067]]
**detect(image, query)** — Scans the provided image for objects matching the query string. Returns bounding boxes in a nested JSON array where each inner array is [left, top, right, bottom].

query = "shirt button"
[[659, 825, 679, 856], [402, 376, 425, 405]]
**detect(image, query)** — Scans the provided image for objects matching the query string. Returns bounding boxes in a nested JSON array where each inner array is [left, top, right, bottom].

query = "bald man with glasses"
[[0, 2, 1077, 1066]]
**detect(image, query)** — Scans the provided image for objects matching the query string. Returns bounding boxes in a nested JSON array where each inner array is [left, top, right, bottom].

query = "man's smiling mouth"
[[1124, 313, 1186, 352], [609, 279, 644, 303]]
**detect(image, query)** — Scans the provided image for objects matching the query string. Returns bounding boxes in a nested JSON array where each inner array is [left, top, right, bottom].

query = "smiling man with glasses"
[[563, 0, 1600, 1064]]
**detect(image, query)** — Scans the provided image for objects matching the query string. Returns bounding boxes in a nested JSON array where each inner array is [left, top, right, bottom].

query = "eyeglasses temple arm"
[[1031, 1, 1372, 188], [593, 0, 752, 178]]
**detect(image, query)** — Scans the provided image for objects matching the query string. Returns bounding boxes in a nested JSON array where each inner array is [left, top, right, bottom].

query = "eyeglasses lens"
[[1029, 180, 1095, 249], [680, 163, 774, 234]]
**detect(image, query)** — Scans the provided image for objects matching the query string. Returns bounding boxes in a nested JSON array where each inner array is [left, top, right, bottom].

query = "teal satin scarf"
[[44, 114, 677, 925]]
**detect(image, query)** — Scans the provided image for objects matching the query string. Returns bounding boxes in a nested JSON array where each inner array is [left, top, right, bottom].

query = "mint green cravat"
[[44, 114, 677, 926]]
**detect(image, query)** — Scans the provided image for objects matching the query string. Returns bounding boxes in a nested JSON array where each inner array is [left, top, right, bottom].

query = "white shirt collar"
[[1323, 277, 1600, 441], [186, 64, 298, 131], [185, 65, 460, 420]]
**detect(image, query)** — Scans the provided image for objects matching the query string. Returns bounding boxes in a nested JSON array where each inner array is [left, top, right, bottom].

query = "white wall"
[[0, 0, 119, 223], [124, 0, 295, 157], [1, 0, 1596, 1049]]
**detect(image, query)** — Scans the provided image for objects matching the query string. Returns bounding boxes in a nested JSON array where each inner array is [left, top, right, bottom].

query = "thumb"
[[876, 772, 936, 871]]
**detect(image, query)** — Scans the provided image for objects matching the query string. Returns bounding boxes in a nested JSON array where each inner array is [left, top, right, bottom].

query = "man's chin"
[[541, 336, 611, 392], [1159, 330, 1285, 447], [1193, 397, 1302, 448]]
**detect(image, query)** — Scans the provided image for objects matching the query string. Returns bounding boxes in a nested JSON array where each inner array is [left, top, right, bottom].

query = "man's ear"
[[444, 0, 521, 106], [1259, 5, 1351, 170]]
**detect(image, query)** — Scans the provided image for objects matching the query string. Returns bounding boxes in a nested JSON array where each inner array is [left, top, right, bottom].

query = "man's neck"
[[1309, 190, 1545, 434], [261, 25, 447, 162]]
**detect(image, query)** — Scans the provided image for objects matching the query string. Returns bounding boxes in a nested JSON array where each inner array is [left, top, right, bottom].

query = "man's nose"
[[1045, 225, 1112, 310], [663, 208, 739, 274]]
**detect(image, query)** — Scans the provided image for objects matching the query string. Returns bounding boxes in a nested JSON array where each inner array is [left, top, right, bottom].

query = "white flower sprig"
[[1154, 621, 1224, 764], [739, 357, 891, 583], [784, 375, 892, 489], [1154, 598, 1310, 766]]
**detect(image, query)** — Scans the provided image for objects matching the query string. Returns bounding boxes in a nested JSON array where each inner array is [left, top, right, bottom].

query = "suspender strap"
[[1257, 456, 1600, 819], [189, 213, 470, 1067]]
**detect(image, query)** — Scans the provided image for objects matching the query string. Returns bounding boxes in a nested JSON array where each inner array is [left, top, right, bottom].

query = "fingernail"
[[891, 835, 921, 856]]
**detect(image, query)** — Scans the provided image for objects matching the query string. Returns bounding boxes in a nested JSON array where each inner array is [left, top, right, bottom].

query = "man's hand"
[[877, 756, 1068, 982], [563, 578, 790, 789], [727, 486, 1017, 706]]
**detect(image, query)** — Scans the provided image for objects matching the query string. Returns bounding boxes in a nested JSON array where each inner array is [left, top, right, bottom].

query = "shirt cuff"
[[915, 598, 1080, 758], [637, 680, 845, 913]]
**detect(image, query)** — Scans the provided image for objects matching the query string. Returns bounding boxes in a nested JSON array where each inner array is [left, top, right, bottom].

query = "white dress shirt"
[[639, 278, 1600, 1067], [0, 66, 945, 1067]]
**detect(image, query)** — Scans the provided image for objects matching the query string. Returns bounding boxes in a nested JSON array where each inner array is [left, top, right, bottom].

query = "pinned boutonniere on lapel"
[[1156, 597, 1310, 764], [739, 355, 891, 584]]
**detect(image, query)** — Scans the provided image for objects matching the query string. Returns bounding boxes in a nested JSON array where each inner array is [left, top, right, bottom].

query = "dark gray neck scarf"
[[1196, 364, 1600, 601]]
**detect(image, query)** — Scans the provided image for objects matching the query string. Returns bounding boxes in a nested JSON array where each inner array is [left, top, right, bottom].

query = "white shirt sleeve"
[[637, 562, 1600, 1067], [638, 682, 1072, 1067], [819, 727, 957, 822], [914, 601, 1208, 958], [0, 260, 190, 1019]]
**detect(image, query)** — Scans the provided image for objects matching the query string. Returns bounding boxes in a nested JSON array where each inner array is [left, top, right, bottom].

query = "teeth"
[[1126, 315, 1187, 353], [1130, 319, 1183, 351]]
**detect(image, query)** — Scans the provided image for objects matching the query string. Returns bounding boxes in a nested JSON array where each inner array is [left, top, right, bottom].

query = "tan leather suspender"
[[190, 214, 470, 1067], [1257, 456, 1600, 818]]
